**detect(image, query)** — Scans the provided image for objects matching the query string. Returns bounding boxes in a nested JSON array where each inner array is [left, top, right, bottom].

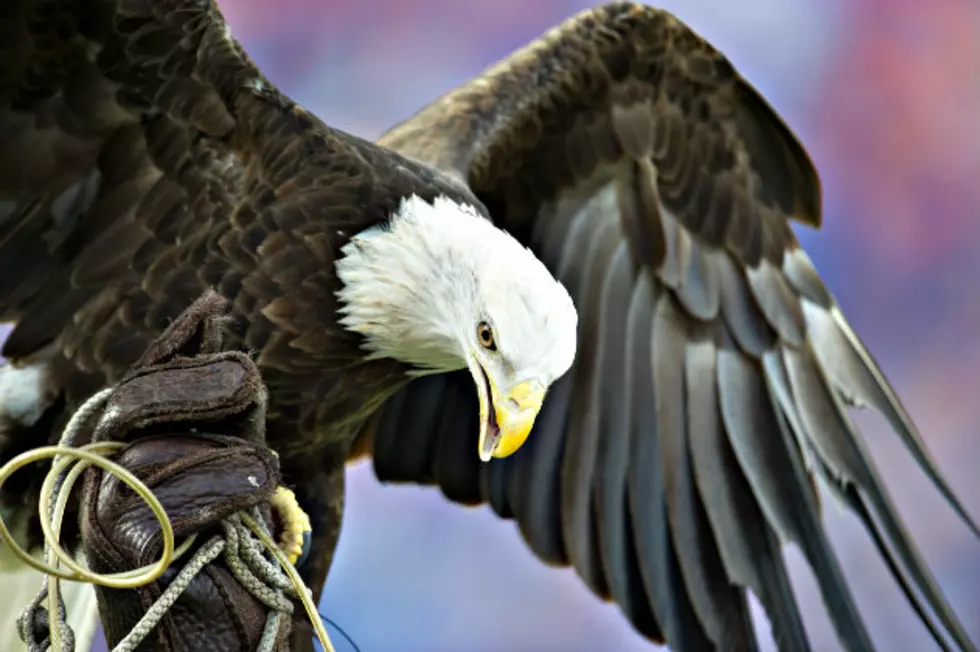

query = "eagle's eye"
[[477, 321, 496, 351]]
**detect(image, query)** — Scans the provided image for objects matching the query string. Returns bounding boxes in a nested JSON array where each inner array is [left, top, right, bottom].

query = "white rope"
[[112, 537, 226, 652]]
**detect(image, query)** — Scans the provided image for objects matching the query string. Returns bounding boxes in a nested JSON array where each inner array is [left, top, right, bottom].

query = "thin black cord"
[[316, 610, 362, 652]]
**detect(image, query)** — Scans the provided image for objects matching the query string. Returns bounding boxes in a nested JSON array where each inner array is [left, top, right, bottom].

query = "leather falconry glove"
[[18, 291, 313, 652]]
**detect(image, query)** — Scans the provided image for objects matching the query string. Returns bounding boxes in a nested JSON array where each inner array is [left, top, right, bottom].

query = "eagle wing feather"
[[371, 4, 979, 650]]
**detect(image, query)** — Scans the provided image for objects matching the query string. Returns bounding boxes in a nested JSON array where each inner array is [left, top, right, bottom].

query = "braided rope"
[[0, 388, 336, 652]]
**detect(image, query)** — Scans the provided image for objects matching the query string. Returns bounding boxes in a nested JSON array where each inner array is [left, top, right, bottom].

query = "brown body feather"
[[0, 2, 976, 651], [0, 0, 475, 619]]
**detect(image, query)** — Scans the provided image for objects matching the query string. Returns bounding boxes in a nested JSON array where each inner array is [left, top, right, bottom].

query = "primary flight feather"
[[0, 2, 975, 651]]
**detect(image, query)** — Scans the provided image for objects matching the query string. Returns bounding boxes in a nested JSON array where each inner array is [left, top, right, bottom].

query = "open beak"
[[468, 357, 546, 462]]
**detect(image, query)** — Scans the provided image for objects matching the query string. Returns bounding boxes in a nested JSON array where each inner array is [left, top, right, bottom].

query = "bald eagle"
[[0, 1, 976, 651]]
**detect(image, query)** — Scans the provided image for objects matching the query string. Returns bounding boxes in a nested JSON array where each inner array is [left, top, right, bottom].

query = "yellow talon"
[[269, 486, 312, 566]]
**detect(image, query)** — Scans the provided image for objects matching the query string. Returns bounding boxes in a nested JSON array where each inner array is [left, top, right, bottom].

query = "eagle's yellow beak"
[[469, 359, 545, 462]]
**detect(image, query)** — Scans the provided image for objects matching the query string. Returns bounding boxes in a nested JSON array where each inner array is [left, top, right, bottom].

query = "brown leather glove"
[[19, 291, 307, 652], [84, 432, 290, 652]]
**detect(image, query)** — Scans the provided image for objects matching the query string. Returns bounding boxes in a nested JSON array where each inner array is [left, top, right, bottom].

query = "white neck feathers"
[[335, 195, 492, 373], [334, 193, 578, 382]]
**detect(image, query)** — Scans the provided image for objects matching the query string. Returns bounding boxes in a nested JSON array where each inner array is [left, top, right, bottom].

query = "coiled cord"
[[0, 387, 336, 652]]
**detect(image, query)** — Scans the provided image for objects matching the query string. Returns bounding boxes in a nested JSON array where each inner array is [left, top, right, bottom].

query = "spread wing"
[[0, 0, 472, 599], [1, 0, 314, 385], [367, 4, 980, 651], [0, 0, 468, 412]]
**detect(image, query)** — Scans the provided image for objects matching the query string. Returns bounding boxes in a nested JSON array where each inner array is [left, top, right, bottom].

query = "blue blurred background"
[[8, 1, 979, 650]]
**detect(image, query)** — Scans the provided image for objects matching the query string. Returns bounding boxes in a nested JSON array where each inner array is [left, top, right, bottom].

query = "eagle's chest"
[[259, 359, 410, 459]]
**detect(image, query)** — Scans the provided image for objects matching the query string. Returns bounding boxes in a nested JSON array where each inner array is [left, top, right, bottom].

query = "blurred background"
[[4, 0, 979, 650]]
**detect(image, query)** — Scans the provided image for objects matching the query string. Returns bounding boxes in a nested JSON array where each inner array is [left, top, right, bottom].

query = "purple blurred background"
[[6, 1, 978, 650]]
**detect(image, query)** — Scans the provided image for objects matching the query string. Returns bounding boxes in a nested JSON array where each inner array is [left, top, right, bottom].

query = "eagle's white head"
[[336, 194, 578, 462]]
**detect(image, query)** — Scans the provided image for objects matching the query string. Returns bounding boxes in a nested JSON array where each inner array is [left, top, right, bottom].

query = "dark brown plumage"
[[0, 0, 475, 621], [0, 2, 975, 651]]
